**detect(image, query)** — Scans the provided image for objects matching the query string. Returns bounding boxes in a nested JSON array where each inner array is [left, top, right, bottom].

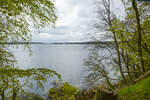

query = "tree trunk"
[[13, 90, 16, 100], [1, 90, 5, 100], [132, 62, 139, 78], [113, 32, 127, 85], [107, 3, 127, 84], [132, 0, 145, 73], [121, 50, 133, 83], [103, 71, 114, 90], [100, 62, 115, 90]]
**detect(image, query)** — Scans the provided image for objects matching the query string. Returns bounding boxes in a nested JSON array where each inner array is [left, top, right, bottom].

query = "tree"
[[119, 0, 150, 74], [48, 82, 78, 100], [87, 0, 127, 86], [0, 0, 57, 43], [0, 0, 59, 99], [86, 0, 150, 89], [84, 44, 115, 90], [0, 67, 62, 100], [132, 0, 145, 73], [111, 0, 150, 81]]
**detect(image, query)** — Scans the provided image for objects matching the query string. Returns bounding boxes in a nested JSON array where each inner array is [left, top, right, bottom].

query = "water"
[[7, 43, 116, 98], [10, 44, 91, 87]]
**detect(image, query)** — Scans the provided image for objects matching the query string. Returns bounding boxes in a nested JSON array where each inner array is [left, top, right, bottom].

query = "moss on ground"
[[117, 76, 150, 100]]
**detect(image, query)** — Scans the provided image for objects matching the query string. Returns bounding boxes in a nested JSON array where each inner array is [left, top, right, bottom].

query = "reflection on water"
[[10, 44, 91, 87]]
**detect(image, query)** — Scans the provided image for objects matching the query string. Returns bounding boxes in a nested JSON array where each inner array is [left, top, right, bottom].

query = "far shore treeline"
[[2, 41, 114, 45]]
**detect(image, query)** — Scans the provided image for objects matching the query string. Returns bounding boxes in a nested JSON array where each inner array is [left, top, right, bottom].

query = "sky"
[[31, 0, 124, 43]]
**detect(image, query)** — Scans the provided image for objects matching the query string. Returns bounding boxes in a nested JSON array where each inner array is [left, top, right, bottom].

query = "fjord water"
[[10, 44, 90, 87]]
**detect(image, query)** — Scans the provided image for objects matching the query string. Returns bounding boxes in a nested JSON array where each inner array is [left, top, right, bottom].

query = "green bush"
[[48, 82, 79, 100]]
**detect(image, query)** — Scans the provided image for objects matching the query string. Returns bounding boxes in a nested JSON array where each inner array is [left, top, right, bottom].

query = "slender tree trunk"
[[143, 43, 150, 57], [12, 73, 16, 100], [107, 12, 127, 85], [132, 0, 145, 73], [1, 90, 5, 100], [1, 72, 5, 100], [105, 74, 114, 90], [112, 32, 127, 85], [106, 1, 127, 84], [97, 0, 126, 85], [121, 50, 133, 82], [97, 65, 114, 90], [126, 52, 133, 82], [13, 90, 16, 100], [132, 62, 138, 78], [100, 61, 114, 90]]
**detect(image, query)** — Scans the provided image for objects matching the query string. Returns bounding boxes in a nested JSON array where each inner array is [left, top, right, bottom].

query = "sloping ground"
[[94, 88, 117, 100], [76, 89, 96, 100], [117, 76, 150, 100]]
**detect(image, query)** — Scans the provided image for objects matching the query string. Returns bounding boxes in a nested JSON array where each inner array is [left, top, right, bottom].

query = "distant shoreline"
[[3, 41, 114, 45]]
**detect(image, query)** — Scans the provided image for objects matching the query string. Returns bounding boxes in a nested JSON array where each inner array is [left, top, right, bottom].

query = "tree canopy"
[[0, 0, 57, 43], [0, 0, 60, 99]]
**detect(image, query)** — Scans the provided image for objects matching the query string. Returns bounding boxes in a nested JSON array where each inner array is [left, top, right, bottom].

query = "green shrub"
[[48, 82, 78, 100]]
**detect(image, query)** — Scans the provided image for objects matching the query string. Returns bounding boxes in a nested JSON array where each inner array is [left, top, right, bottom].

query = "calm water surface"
[[10, 44, 91, 87]]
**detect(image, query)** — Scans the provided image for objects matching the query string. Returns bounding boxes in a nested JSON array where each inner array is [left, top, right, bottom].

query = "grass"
[[117, 76, 150, 100]]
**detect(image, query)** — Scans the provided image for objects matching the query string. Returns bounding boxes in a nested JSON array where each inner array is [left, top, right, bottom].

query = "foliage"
[[48, 82, 79, 100], [84, 44, 116, 89], [0, 0, 57, 43], [0, 67, 62, 99], [0, 0, 58, 99], [86, 0, 150, 90]]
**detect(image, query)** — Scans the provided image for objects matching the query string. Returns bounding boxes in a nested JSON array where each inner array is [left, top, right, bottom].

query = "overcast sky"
[[31, 0, 123, 43]]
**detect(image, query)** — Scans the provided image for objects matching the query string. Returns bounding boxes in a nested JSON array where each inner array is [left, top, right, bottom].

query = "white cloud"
[[31, 0, 124, 43], [31, 0, 94, 43]]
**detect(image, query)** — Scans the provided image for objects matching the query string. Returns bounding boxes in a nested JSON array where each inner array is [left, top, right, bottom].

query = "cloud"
[[31, 0, 94, 43], [32, 32, 83, 43], [31, 0, 124, 43]]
